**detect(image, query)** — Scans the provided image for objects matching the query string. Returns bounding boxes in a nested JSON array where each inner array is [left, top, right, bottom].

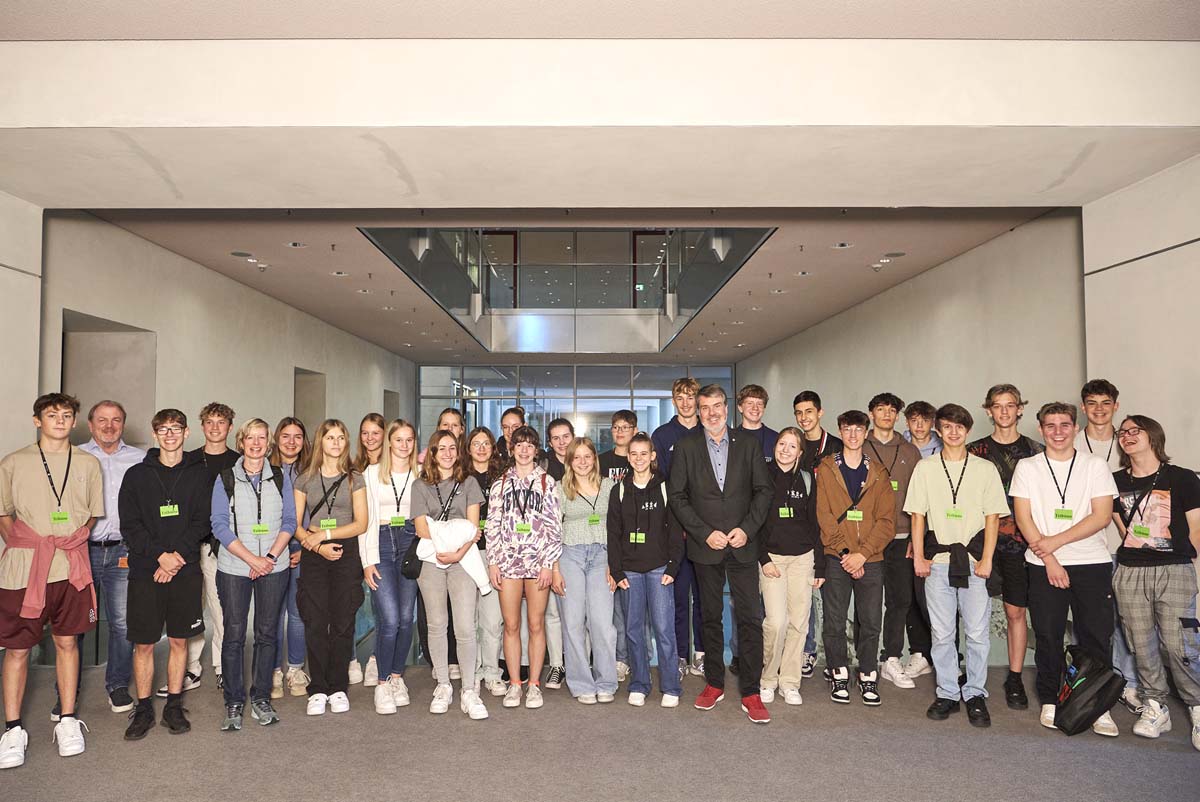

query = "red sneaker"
[[741, 694, 771, 724], [694, 685, 725, 710]]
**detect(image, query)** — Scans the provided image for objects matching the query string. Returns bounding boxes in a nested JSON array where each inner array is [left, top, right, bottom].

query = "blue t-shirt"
[[839, 460, 868, 505]]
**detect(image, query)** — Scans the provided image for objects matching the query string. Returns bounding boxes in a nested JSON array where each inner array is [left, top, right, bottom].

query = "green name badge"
[[50, 510, 70, 524], [516, 523, 532, 535], [390, 516, 406, 527], [479, 518, 487, 531], [890, 480, 899, 491], [778, 507, 793, 518], [251, 523, 270, 535], [1054, 508, 1074, 521], [1132, 524, 1151, 538], [158, 505, 179, 518], [945, 508, 964, 521], [319, 518, 337, 530], [587, 514, 601, 526], [846, 509, 864, 522], [629, 531, 646, 544]]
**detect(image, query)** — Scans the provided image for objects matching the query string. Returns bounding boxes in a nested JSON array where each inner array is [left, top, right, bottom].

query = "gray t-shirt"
[[295, 470, 366, 527], [411, 476, 484, 522]]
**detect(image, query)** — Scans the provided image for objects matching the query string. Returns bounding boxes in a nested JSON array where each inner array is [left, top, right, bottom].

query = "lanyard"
[[1044, 451, 1077, 509], [1083, 430, 1115, 464], [248, 470, 265, 523], [433, 480, 461, 521], [1120, 466, 1162, 529], [38, 444, 72, 511], [317, 473, 344, 518], [867, 439, 899, 476], [510, 473, 536, 521], [151, 463, 186, 507], [578, 485, 601, 514], [940, 453, 969, 506], [390, 471, 412, 512], [781, 464, 807, 514]]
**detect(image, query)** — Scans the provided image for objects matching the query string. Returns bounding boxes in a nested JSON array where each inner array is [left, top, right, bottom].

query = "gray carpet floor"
[[5, 661, 1198, 802]]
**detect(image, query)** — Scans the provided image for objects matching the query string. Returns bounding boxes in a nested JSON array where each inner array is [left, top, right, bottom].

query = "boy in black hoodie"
[[607, 434, 684, 707], [118, 409, 211, 740]]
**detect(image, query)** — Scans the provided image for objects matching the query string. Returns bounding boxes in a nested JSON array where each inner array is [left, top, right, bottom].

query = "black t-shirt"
[[1114, 464, 1200, 566], [544, 455, 566, 483], [187, 446, 241, 543], [599, 451, 630, 483], [967, 434, 1044, 552], [800, 431, 842, 473], [470, 469, 494, 550]]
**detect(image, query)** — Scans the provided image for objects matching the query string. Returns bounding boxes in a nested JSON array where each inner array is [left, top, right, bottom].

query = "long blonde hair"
[[378, 419, 419, 482], [562, 436, 600, 500], [302, 419, 354, 481]]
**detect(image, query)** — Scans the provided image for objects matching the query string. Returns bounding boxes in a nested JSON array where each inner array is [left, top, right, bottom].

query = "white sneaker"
[[881, 657, 916, 689], [430, 683, 453, 714], [616, 661, 630, 682], [485, 678, 507, 697], [347, 659, 363, 685], [578, 693, 598, 705], [306, 693, 329, 716], [286, 667, 310, 697], [759, 687, 775, 704], [661, 694, 680, 708], [0, 726, 28, 769], [460, 689, 489, 720], [525, 685, 544, 709], [374, 683, 397, 715], [1190, 705, 1200, 752], [448, 663, 462, 681], [52, 717, 88, 757], [1133, 700, 1171, 738], [905, 653, 932, 678], [502, 684, 522, 708], [271, 668, 284, 700], [597, 692, 616, 704], [364, 655, 379, 687], [628, 692, 646, 707], [783, 689, 803, 706], [1039, 703, 1057, 729], [329, 691, 350, 713], [689, 652, 706, 677], [1092, 710, 1119, 737], [389, 675, 411, 707]]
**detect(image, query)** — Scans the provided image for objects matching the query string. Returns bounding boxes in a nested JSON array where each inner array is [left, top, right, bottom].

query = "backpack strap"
[[220, 468, 237, 533], [269, 467, 285, 498]]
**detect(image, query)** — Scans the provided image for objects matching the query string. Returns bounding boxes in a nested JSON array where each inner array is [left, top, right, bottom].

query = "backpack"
[[1053, 644, 1126, 735], [618, 478, 668, 506], [220, 466, 285, 534]]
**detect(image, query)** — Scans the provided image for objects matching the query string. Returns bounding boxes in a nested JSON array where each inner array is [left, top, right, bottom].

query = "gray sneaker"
[[220, 704, 243, 731], [250, 699, 280, 726]]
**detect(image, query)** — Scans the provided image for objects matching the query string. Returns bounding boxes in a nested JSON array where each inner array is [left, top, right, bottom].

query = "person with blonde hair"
[[293, 420, 368, 716]]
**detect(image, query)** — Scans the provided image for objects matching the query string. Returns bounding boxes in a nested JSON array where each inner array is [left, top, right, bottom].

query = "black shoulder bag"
[[401, 481, 460, 580]]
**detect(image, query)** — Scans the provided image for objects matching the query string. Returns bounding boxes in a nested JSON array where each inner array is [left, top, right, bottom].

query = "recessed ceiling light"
[[884, 251, 906, 258], [697, 347, 707, 351], [287, 242, 306, 248], [331, 271, 349, 277], [381, 306, 395, 311], [750, 306, 762, 311], [403, 343, 413, 347], [356, 288, 370, 294], [879, 257, 891, 264], [230, 251, 252, 258], [731, 320, 744, 325], [770, 289, 788, 295], [706, 339, 718, 343], [431, 338, 441, 343], [246, 258, 257, 263], [795, 271, 810, 277], [402, 320, 411, 325], [832, 242, 853, 249], [735, 343, 746, 348], [257, 262, 269, 268]]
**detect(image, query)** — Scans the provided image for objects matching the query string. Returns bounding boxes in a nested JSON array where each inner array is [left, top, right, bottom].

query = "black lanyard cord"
[[940, 453, 969, 507], [867, 439, 899, 476], [1084, 430, 1116, 464], [1121, 466, 1163, 529], [38, 444, 72, 510], [151, 464, 186, 507], [1044, 451, 1077, 509], [390, 471, 412, 512], [315, 473, 346, 519]]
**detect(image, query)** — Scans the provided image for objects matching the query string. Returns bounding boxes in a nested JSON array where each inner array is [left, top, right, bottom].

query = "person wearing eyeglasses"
[[600, 410, 638, 681], [1111, 415, 1200, 750]]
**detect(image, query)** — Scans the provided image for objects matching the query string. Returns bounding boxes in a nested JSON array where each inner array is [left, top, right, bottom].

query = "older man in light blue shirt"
[[77, 400, 146, 715]]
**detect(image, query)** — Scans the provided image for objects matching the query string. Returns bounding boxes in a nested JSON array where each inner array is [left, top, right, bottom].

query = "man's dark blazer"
[[666, 426, 773, 565]]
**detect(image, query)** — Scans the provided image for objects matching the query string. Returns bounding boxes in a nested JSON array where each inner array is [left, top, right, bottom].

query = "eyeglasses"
[[155, 426, 184, 436], [840, 426, 867, 435], [1117, 427, 1143, 439], [612, 425, 635, 433]]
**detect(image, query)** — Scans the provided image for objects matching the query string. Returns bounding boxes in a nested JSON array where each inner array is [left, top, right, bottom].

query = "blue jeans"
[[90, 543, 131, 693], [559, 543, 618, 697], [276, 552, 305, 670], [217, 570, 289, 705], [371, 523, 419, 679], [621, 566, 682, 697], [673, 554, 704, 659], [613, 585, 628, 663], [926, 564, 990, 701]]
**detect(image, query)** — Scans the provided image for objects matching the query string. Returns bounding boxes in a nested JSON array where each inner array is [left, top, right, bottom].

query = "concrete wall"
[[0, 190, 43, 457], [1082, 155, 1200, 468], [737, 209, 1086, 441], [40, 212, 417, 452], [62, 330, 158, 448]]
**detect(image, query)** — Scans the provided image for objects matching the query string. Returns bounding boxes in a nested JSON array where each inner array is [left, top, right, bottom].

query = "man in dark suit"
[[667, 384, 773, 723]]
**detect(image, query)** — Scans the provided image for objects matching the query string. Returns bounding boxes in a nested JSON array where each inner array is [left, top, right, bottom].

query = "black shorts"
[[127, 571, 204, 644], [991, 550, 1029, 608]]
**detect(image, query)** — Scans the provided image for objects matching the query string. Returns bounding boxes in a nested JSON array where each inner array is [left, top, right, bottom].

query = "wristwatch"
[[265, 552, 277, 562]]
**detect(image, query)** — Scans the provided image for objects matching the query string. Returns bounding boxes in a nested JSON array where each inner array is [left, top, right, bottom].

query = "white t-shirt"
[[1074, 429, 1123, 552], [376, 469, 415, 522], [1009, 450, 1118, 567]]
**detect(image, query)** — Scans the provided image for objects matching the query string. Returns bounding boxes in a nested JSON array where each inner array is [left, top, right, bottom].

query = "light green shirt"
[[903, 454, 1009, 564]]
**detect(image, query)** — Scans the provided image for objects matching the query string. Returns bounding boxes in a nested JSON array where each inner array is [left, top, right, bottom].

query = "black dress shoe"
[[926, 697, 961, 720], [965, 695, 991, 728], [124, 705, 156, 741], [1003, 671, 1029, 710]]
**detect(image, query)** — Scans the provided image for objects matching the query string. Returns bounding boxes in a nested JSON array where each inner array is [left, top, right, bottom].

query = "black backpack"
[[1053, 644, 1125, 735], [220, 467, 285, 534]]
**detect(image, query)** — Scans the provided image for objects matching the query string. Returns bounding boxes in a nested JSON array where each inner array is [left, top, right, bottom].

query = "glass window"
[[483, 232, 516, 310], [419, 398, 459, 443], [632, 396, 674, 436], [419, 366, 460, 398], [462, 366, 518, 398], [575, 265, 629, 309], [518, 265, 574, 308], [576, 365, 631, 397], [519, 366, 574, 397], [576, 231, 629, 264], [574, 399, 631, 454], [521, 398, 574, 440], [462, 398, 519, 441], [519, 231, 573, 265], [632, 365, 688, 398], [689, 365, 735, 401]]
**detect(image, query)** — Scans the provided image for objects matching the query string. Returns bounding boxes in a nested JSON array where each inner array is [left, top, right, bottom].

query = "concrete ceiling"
[[92, 207, 1044, 364], [3, 0, 1198, 41]]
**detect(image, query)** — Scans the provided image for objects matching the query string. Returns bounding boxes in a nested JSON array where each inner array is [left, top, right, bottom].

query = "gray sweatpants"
[[417, 562, 479, 689], [1113, 562, 1200, 707]]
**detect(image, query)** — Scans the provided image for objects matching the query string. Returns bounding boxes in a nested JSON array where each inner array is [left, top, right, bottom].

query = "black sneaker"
[[1003, 671, 1028, 710], [50, 700, 62, 722], [926, 697, 961, 720], [801, 653, 817, 679], [545, 666, 566, 690], [124, 705, 156, 740], [156, 670, 202, 698], [109, 687, 135, 713], [729, 656, 741, 676], [829, 668, 851, 703], [161, 703, 191, 735], [858, 671, 881, 706], [965, 695, 991, 728], [216, 673, 225, 691]]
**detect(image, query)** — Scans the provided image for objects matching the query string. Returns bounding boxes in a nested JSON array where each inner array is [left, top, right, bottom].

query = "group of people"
[[0, 375, 1197, 769]]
